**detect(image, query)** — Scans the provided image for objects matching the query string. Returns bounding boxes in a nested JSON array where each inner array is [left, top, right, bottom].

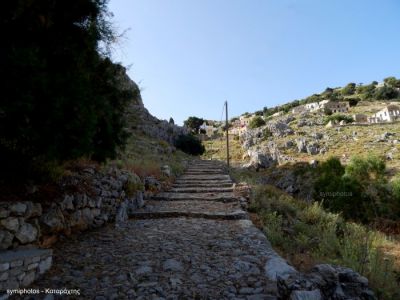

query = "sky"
[[108, 0, 400, 125]]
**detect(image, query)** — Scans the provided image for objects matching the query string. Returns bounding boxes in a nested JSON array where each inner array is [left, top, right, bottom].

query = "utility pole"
[[225, 101, 230, 168]]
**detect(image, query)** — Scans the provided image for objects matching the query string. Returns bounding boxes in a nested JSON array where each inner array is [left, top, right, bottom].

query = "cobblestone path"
[[29, 160, 290, 300]]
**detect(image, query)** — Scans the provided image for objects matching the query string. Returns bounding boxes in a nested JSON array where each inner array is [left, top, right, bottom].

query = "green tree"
[[248, 116, 266, 129], [341, 83, 356, 95], [0, 0, 132, 182], [383, 76, 400, 88], [348, 98, 360, 107], [183, 116, 204, 133], [356, 83, 376, 99], [169, 117, 175, 125], [174, 134, 205, 155], [374, 86, 398, 100]]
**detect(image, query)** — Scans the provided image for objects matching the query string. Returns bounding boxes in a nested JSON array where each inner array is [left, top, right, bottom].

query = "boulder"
[[277, 264, 376, 300], [10, 203, 27, 216], [26, 202, 42, 218], [41, 207, 65, 232], [15, 222, 38, 244], [144, 176, 161, 191], [1, 217, 19, 232], [296, 138, 307, 153], [0, 230, 14, 250], [306, 143, 319, 155], [161, 165, 171, 177], [244, 151, 275, 169], [61, 195, 75, 211]]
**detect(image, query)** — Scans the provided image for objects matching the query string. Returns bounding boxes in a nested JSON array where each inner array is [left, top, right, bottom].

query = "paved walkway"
[[30, 161, 285, 299]]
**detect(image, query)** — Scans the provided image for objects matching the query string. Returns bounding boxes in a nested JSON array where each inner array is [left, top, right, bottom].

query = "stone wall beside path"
[[0, 164, 162, 295]]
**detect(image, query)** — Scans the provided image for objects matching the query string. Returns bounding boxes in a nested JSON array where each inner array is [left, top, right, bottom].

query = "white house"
[[305, 102, 319, 111], [369, 105, 400, 123]]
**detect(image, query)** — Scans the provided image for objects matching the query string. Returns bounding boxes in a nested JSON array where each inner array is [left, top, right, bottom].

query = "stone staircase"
[[25, 160, 377, 299], [131, 160, 248, 220]]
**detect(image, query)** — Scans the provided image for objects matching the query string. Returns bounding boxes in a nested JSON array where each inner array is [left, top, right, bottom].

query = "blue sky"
[[109, 0, 400, 125]]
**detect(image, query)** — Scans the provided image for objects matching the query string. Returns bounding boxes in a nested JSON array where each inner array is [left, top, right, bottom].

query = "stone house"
[[305, 102, 319, 112], [320, 101, 350, 113], [239, 115, 254, 127], [292, 105, 307, 114], [352, 114, 368, 123], [369, 104, 400, 123], [199, 122, 217, 137]]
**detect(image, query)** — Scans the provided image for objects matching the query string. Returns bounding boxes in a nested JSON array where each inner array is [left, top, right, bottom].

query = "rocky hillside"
[[119, 68, 189, 145], [241, 101, 400, 171]]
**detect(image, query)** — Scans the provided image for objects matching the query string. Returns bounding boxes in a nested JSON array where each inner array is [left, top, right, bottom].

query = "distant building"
[[305, 102, 319, 112], [239, 115, 253, 126], [232, 119, 241, 127], [292, 105, 307, 114], [369, 104, 400, 123], [353, 114, 368, 123], [199, 122, 217, 137], [321, 101, 350, 113]]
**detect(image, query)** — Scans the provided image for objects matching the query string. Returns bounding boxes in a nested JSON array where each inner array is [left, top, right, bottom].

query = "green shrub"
[[0, 0, 132, 182], [324, 114, 354, 125], [248, 116, 266, 129], [174, 134, 205, 156], [246, 181, 400, 299], [314, 155, 398, 223], [392, 176, 400, 202]]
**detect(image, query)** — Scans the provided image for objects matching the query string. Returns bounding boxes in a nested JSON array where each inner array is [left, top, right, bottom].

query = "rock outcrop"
[[277, 264, 376, 300], [118, 69, 189, 145]]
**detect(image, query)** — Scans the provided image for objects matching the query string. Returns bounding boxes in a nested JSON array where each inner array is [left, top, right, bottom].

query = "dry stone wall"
[[0, 165, 156, 294]]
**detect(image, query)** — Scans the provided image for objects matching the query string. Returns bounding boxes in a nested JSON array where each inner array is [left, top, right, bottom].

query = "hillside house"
[[292, 105, 307, 114], [239, 115, 254, 126], [320, 101, 350, 113], [369, 104, 400, 123], [199, 122, 217, 137], [353, 114, 368, 123], [305, 102, 319, 111], [232, 119, 241, 127]]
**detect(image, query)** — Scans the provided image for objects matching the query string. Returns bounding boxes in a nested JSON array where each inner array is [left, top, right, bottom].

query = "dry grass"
[[202, 135, 246, 165]]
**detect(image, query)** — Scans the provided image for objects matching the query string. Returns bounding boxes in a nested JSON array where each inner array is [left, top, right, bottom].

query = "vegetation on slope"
[[252, 76, 400, 119], [230, 168, 400, 300], [314, 156, 400, 224], [0, 0, 133, 183]]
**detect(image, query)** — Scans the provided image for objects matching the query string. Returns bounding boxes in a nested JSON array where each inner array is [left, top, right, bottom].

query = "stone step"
[[152, 192, 239, 203], [129, 200, 247, 220], [179, 175, 231, 181], [130, 210, 247, 220], [172, 182, 233, 188], [174, 180, 233, 186], [169, 187, 234, 193], [183, 171, 225, 175]]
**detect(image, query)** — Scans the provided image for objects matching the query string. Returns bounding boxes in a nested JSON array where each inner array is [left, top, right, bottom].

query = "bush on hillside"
[[314, 155, 399, 223], [324, 114, 354, 125], [348, 98, 360, 107], [248, 116, 266, 129], [174, 134, 205, 156], [374, 86, 399, 100], [341, 83, 356, 96], [183, 116, 204, 133], [392, 176, 400, 203], [0, 0, 132, 182]]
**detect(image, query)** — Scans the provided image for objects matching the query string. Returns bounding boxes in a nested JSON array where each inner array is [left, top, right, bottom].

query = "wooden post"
[[225, 101, 230, 168]]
